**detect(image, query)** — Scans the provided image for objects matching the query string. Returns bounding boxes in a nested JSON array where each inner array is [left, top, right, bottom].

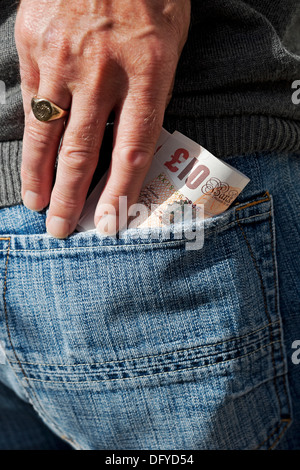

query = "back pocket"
[[0, 191, 292, 450]]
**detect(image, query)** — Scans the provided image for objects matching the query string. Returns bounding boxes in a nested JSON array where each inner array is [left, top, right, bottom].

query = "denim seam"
[[0, 211, 273, 253], [268, 421, 292, 450], [265, 211, 292, 449], [209, 211, 271, 237], [235, 194, 271, 212], [20, 339, 282, 384], [235, 195, 291, 449], [236, 204, 280, 397], [255, 419, 291, 450], [0, 236, 82, 450], [268, 213, 291, 411], [14, 334, 279, 377], [7, 320, 281, 368]]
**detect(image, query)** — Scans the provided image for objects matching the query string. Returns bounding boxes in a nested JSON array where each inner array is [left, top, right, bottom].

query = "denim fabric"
[[0, 381, 70, 450], [0, 151, 299, 450]]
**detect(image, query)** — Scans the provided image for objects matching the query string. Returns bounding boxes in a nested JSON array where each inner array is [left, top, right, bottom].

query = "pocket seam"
[[13, 339, 283, 385], [234, 192, 271, 212], [235, 193, 292, 449], [8, 319, 281, 368], [0, 236, 81, 450], [1, 212, 273, 252], [255, 419, 291, 450]]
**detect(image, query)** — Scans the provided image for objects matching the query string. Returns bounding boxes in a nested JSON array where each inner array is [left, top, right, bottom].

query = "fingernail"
[[46, 216, 70, 239], [23, 190, 45, 212], [96, 214, 118, 236]]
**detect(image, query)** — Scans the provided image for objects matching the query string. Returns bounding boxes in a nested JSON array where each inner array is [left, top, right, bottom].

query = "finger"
[[21, 70, 71, 212], [45, 90, 113, 239], [19, 57, 40, 117], [94, 84, 168, 234]]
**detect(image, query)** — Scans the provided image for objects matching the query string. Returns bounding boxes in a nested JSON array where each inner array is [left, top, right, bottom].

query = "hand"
[[15, 0, 191, 238]]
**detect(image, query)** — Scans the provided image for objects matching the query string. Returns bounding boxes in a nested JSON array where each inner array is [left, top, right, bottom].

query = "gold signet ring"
[[31, 96, 69, 122]]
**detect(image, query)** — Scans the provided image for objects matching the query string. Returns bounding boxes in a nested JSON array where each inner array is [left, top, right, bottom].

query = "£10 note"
[[76, 129, 250, 232]]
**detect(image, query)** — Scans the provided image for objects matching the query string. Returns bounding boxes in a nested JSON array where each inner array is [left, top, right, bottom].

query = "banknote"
[[134, 130, 250, 228], [76, 129, 250, 232]]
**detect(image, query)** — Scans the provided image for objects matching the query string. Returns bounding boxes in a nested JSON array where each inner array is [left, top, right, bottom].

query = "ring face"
[[31, 99, 53, 122], [31, 96, 68, 122]]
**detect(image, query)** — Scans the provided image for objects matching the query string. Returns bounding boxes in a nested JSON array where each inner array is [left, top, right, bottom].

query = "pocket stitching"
[[0, 236, 81, 450], [255, 419, 291, 450], [2, 211, 273, 253], [14, 339, 283, 385], [235, 196, 292, 449], [8, 319, 281, 368]]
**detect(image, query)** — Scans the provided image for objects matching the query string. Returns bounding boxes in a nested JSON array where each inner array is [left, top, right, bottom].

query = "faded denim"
[[0, 151, 299, 450]]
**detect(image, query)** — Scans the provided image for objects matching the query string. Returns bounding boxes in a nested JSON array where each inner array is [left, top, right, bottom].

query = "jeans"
[[0, 150, 299, 450]]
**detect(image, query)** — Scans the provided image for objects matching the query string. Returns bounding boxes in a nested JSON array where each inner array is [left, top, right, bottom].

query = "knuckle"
[[50, 188, 80, 212], [49, 31, 71, 55], [64, 124, 100, 148], [117, 147, 153, 173], [101, 186, 123, 207], [15, 18, 32, 47], [163, 2, 191, 39], [20, 165, 41, 185], [146, 38, 177, 69], [139, 43, 165, 72], [40, 40, 71, 72], [59, 146, 95, 174], [131, 42, 177, 84], [26, 121, 53, 149], [150, 40, 169, 64]]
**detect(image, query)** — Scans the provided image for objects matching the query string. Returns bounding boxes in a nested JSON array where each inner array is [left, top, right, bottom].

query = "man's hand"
[[15, 0, 191, 238]]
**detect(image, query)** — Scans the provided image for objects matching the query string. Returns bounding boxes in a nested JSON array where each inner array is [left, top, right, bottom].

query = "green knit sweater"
[[0, 0, 300, 208]]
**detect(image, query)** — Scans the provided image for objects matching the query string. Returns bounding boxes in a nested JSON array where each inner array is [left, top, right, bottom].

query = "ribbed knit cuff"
[[0, 115, 300, 209], [164, 114, 300, 158], [0, 140, 23, 208]]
